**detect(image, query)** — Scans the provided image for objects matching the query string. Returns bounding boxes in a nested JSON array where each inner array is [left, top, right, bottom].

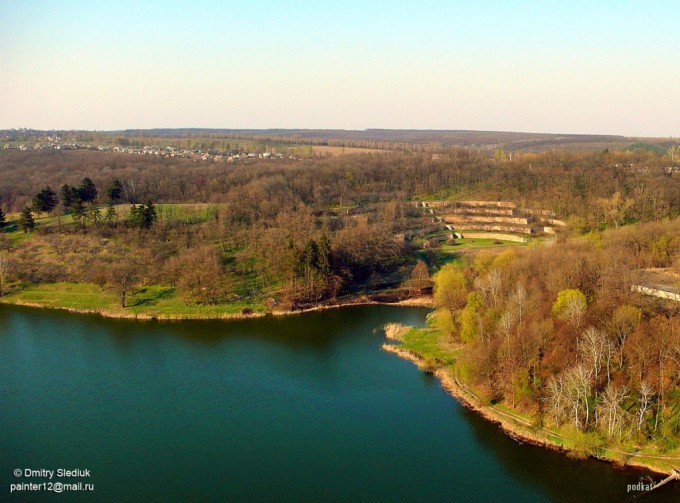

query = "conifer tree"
[[32, 186, 58, 215], [19, 207, 35, 233], [106, 178, 123, 203], [104, 202, 117, 226]]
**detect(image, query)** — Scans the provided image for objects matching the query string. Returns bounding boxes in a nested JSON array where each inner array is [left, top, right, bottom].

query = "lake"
[[1, 304, 677, 502]]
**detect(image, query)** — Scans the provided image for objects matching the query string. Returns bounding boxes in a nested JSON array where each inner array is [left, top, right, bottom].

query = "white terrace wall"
[[460, 232, 528, 243], [443, 215, 532, 225], [632, 285, 680, 302], [453, 223, 535, 234], [456, 201, 517, 209], [449, 207, 516, 216]]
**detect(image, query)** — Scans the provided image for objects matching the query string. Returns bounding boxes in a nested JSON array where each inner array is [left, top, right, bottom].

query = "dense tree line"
[[0, 174, 404, 306], [1, 149, 678, 229], [0, 147, 678, 312], [431, 218, 680, 446]]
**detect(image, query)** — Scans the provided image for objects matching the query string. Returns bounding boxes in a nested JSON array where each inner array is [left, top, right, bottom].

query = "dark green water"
[[0, 304, 677, 502]]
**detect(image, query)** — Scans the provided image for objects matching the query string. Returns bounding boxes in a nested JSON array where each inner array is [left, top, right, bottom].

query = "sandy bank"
[[0, 295, 433, 321], [0, 300, 267, 321], [270, 295, 434, 317]]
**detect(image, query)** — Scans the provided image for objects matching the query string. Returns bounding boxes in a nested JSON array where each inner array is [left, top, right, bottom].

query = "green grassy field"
[[400, 326, 457, 366], [155, 203, 221, 224], [416, 237, 526, 269], [4, 203, 222, 230], [0, 283, 264, 319], [445, 237, 527, 248]]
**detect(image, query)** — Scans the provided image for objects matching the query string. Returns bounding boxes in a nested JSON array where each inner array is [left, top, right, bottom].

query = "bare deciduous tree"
[[476, 269, 502, 309], [637, 382, 653, 432], [511, 283, 527, 325], [545, 374, 567, 427], [598, 384, 629, 439], [565, 364, 593, 430], [578, 327, 607, 384], [404, 260, 432, 294], [610, 305, 641, 367]]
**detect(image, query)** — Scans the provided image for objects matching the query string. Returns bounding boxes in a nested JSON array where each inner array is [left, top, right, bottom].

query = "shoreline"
[[270, 295, 434, 316], [2, 289, 676, 477], [382, 343, 679, 477], [0, 294, 433, 321], [0, 299, 267, 321]]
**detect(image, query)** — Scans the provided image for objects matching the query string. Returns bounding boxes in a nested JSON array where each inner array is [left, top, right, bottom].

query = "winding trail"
[[454, 375, 680, 461]]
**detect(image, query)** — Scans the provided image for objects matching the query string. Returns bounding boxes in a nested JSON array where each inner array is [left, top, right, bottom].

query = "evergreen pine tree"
[[142, 200, 157, 229], [32, 186, 59, 215], [71, 200, 86, 226], [61, 184, 78, 211], [128, 204, 144, 228], [19, 207, 35, 233], [77, 178, 98, 203], [87, 202, 101, 226], [104, 202, 117, 226], [106, 178, 123, 203]]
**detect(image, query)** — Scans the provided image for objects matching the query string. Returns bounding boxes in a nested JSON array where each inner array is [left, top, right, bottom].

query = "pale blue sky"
[[1, 0, 678, 136]]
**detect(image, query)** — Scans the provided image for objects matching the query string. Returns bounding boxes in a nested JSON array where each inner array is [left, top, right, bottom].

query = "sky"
[[1, 0, 678, 136]]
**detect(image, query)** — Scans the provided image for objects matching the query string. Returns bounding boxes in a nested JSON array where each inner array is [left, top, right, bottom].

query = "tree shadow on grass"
[[130, 287, 175, 307]]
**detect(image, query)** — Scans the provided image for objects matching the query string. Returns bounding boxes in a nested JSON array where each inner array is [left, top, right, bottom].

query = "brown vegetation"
[[431, 218, 680, 447]]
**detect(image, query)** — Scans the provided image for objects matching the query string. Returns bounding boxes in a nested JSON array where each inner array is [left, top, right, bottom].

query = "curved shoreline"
[[270, 295, 434, 316], [382, 343, 680, 477], [2, 292, 676, 477], [0, 295, 433, 321], [0, 299, 267, 321]]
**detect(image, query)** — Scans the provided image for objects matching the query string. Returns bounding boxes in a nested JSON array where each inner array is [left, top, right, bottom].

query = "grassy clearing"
[[1, 213, 25, 245], [155, 203, 221, 225], [0, 282, 264, 319], [2, 283, 117, 310], [400, 327, 457, 366], [3, 203, 223, 232], [416, 236, 528, 269], [437, 240, 509, 259], [444, 237, 526, 249]]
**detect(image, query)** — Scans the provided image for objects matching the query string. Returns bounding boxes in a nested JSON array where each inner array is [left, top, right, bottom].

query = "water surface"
[[1, 305, 676, 501]]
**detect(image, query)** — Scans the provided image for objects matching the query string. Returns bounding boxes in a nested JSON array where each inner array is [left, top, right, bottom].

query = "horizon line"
[[2, 127, 678, 140]]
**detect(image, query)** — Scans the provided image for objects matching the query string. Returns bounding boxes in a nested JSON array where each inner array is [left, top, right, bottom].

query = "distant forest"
[[3, 127, 675, 152], [1, 148, 678, 225], [0, 145, 678, 306], [115, 128, 633, 151]]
